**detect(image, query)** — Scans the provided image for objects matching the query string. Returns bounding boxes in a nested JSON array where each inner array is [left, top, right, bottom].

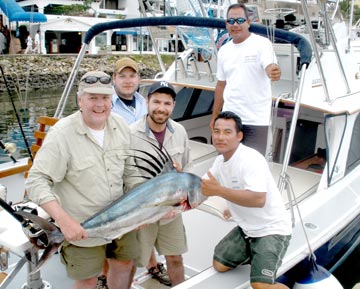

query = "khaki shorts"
[[136, 215, 187, 267], [214, 226, 291, 284], [60, 230, 138, 280]]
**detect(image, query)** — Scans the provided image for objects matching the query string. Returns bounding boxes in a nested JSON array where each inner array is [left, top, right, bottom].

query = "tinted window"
[[346, 113, 360, 174], [172, 87, 194, 119], [193, 89, 214, 115]]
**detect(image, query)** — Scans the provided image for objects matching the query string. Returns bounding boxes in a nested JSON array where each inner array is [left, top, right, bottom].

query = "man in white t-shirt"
[[202, 111, 291, 289], [24, 33, 33, 54], [210, 3, 281, 156]]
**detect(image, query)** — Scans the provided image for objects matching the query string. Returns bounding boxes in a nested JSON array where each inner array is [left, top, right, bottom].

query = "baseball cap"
[[115, 57, 139, 74], [148, 81, 176, 99], [78, 71, 114, 95]]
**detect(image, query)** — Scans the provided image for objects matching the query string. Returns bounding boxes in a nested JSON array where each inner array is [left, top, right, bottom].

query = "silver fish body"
[[16, 170, 206, 273], [83, 171, 206, 240]]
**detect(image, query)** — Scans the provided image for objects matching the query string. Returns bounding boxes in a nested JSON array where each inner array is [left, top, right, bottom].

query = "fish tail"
[[15, 211, 64, 273]]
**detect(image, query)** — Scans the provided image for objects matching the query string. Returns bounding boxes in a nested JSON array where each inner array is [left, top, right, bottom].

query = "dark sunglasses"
[[226, 17, 247, 25], [81, 76, 112, 85]]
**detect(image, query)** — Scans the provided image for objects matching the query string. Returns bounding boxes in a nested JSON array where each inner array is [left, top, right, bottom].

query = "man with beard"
[[108, 58, 171, 287], [127, 81, 192, 287]]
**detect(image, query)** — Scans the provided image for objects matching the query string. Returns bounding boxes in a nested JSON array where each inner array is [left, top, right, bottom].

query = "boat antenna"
[[0, 65, 34, 162]]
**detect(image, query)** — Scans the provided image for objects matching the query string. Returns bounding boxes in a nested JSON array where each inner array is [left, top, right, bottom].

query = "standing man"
[[24, 32, 33, 54], [112, 57, 147, 124], [210, 3, 281, 155], [129, 80, 192, 287], [26, 71, 137, 289], [109, 57, 171, 287], [202, 111, 292, 289], [34, 30, 40, 54]]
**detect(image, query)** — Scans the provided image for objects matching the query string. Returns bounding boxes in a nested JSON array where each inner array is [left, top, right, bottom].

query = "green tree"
[[340, 1, 360, 24], [44, 0, 93, 16]]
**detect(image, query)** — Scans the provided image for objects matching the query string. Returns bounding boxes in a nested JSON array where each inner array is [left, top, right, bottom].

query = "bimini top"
[[0, 0, 47, 22]]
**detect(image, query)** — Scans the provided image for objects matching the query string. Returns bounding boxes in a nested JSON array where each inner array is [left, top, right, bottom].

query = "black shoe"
[[96, 275, 108, 289], [148, 263, 172, 286]]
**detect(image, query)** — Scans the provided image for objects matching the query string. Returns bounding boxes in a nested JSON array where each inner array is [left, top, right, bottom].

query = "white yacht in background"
[[0, 0, 360, 288]]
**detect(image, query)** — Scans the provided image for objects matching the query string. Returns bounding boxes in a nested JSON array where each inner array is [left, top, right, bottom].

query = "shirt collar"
[[137, 115, 174, 137]]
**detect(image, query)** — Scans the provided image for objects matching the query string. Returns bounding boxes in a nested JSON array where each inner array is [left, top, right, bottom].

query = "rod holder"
[[204, 60, 214, 82], [176, 57, 187, 78], [189, 57, 200, 80]]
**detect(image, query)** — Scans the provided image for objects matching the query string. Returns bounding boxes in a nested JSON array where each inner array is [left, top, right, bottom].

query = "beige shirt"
[[26, 111, 131, 246], [127, 116, 193, 225], [128, 116, 192, 181]]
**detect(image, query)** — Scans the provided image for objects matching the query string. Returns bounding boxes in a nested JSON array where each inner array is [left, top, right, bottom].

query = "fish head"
[[185, 173, 208, 208]]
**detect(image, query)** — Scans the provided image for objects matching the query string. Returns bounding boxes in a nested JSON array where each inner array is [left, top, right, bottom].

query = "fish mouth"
[[187, 188, 208, 209]]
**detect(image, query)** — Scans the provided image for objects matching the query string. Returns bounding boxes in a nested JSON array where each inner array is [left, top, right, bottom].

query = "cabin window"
[[172, 87, 193, 119], [192, 90, 214, 115], [346, 113, 360, 174], [172, 88, 214, 121]]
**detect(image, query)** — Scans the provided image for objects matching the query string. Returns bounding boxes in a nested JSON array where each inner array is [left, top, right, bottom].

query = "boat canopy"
[[84, 16, 312, 67], [0, 0, 47, 22]]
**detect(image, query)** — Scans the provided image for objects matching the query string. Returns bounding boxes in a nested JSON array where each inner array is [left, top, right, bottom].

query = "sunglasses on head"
[[81, 76, 112, 85], [226, 17, 247, 25]]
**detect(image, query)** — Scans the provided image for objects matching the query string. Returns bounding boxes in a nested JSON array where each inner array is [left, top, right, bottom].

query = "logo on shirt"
[[244, 55, 257, 63]]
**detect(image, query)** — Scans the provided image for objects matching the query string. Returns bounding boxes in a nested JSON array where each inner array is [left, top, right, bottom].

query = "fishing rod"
[[0, 65, 33, 162]]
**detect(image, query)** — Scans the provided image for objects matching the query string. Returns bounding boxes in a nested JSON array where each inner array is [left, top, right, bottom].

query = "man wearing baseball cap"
[[26, 70, 137, 289], [127, 80, 192, 287], [109, 59, 171, 286], [112, 57, 147, 125]]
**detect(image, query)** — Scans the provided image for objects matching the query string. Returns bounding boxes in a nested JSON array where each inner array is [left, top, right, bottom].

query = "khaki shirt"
[[26, 111, 131, 246], [129, 116, 192, 180], [126, 116, 193, 227]]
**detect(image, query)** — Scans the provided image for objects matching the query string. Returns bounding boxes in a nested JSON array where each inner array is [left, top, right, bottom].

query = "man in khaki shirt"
[[128, 81, 192, 287], [26, 71, 136, 289]]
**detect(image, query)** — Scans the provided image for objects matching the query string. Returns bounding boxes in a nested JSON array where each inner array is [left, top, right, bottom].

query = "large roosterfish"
[[12, 140, 207, 273]]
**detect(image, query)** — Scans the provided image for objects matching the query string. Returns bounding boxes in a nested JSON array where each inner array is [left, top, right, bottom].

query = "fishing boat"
[[1, 0, 360, 288]]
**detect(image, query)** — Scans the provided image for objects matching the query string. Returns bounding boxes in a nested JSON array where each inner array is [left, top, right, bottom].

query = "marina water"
[[0, 89, 359, 288]]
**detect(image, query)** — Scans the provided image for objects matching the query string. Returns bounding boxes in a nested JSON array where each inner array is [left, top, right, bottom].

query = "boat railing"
[[300, 0, 351, 102], [53, 16, 312, 119], [278, 63, 308, 226]]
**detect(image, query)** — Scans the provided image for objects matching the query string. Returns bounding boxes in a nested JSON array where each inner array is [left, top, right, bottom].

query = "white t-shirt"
[[208, 143, 291, 237], [217, 33, 276, 126], [26, 36, 33, 47], [34, 33, 40, 45], [88, 127, 105, 147]]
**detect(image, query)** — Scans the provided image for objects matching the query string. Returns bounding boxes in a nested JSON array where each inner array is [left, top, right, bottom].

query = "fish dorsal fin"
[[130, 136, 175, 178]]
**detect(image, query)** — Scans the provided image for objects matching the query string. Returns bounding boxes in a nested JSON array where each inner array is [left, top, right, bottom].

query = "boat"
[[1, 0, 360, 288]]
